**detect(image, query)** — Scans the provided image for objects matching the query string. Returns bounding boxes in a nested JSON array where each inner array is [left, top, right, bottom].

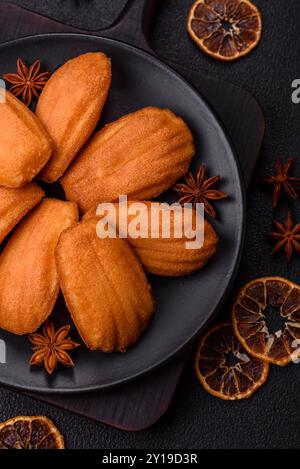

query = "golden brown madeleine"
[[61, 107, 195, 212], [36, 52, 111, 182], [55, 218, 154, 351], [0, 199, 78, 335], [0, 90, 53, 188], [0, 182, 44, 244], [85, 201, 218, 276]]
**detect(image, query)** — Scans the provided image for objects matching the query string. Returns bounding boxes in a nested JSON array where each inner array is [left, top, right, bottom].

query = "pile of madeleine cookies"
[[0, 52, 218, 354]]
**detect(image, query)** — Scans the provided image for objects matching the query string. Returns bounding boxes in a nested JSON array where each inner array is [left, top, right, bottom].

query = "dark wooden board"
[[0, 0, 264, 430]]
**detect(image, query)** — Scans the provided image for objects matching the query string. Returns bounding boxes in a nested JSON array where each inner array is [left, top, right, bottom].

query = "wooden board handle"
[[102, 0, 159, 53], [0, 1, 158, 54]]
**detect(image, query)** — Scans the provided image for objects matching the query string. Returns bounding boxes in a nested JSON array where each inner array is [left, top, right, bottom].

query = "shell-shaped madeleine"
[[55, 218, 154, 351], [61, 107, 195, 212], [0, 90, 53, 188], [0, 199, 78, 335], [36, 52, 111, 182], [85, 201, 218, 276], [131, 212, 218, 276], [0, 182, 44, 244]]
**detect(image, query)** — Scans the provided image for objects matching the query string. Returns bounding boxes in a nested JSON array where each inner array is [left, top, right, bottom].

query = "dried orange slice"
[[195, 322, 269, 400], [187, 0, 262, 61], [232, 277, 300, 366], [0, 416, 64, 449]]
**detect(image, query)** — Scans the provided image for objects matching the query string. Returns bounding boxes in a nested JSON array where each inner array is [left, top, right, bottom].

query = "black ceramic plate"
[[0, 34, 245, 393]]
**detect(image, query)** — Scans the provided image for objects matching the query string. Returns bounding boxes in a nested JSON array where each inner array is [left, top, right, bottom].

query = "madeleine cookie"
[[0, 182, 44, 244], [56, 218, 154, 351], [85, 201, 218, 276], [36, 52, 111, 182], [61, 107, 194, 212], [0, 199, 78, 334], [0, 90, 53, 188]]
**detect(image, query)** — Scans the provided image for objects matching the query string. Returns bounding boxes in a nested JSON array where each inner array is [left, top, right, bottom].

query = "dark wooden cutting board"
[[0, 0, 264, 430]]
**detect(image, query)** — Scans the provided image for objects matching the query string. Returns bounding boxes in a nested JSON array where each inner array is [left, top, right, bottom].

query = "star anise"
[[3, 58, 50, 107], [28, 321, 80, 375], [270, 211, 300, 262], [263, 159, 300, 208], [173, 164, 227, 218]]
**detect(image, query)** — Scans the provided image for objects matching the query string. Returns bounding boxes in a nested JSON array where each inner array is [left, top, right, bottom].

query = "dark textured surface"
[[0, 0, 300, 449]]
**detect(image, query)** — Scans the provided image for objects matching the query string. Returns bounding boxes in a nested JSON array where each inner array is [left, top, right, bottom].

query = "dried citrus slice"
[[0, 416, 64, 449], [195, 322, 269, 400], [232, 277, 300, 366], [187, 0, 262, 61]]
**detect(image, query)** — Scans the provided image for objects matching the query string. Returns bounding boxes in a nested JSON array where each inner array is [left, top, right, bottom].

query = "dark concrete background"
[[0, 0, 300, 449]]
